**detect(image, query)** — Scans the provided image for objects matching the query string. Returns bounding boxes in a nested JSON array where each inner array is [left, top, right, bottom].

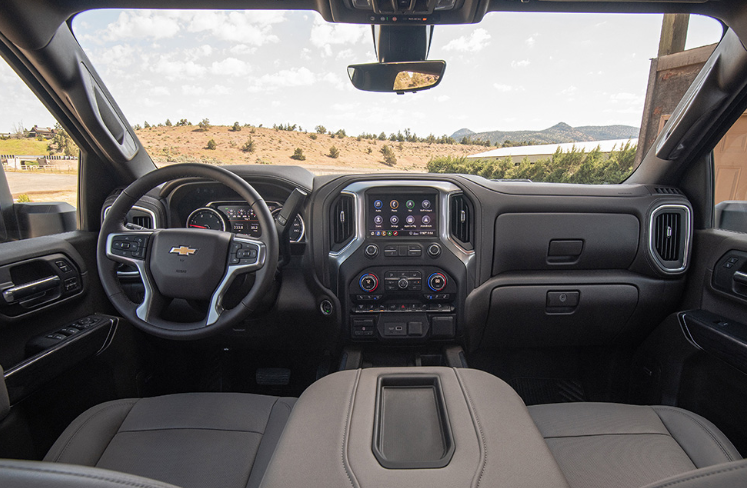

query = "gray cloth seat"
[[529, 402, 743, 488], [44, 392, 295, 488]]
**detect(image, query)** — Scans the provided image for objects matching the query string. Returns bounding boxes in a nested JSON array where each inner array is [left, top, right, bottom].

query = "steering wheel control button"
[[230, 241, 260, 265], [427, 243, 442, 258], [111, 234, 149, 259], [359, 273, 379, 292], [365, 244, 379, 258], [428, 272, 447, 292]]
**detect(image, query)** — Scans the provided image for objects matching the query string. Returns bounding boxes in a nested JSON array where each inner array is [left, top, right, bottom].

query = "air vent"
[[331, 193, 355, 250], [654, 187, 683, 195], [131, 214, 153, 229], [649, 205, 691, 273], [450, 194, 473, 250]]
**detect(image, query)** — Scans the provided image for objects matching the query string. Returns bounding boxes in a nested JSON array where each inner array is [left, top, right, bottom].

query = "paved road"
[[5, 172, 77, 194]]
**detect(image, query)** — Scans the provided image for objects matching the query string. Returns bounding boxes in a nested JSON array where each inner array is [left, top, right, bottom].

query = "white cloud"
[[560, 86, 578, 96], [230, 44, 257, 55], [436, 95, 450, 102], [149, 86, 171, 96], [610, 92, 640, 102], [181, 85, 205, 96], [494, 84, 512, 92], [184, 45, 213, 60], [209, 58, 251, 76], [332, 102, 360, 112], [310, 16, 368, 56], [336, 49, 355, 60], [103, 11, 181, 41], [258, 67, 316, 87], [187, 11, 284, 46], [442, 29, 490, 52], [152, 58, 207, 79], [213, 85, 231, 95], [511, 59, 531, 68], [525, 37, 536, 48], [322, 72, 346, 90]]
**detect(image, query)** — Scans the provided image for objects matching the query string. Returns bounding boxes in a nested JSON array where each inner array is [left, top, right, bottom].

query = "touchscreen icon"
[[406, 215, 415, 224], [374, 200, 383, 209], [422, 200, 431, 209], [374, 216, 383, 225], [390, 215, 399, 225], [406, 200, 415, 209], [390, 200, 399, 209], [422, 215, 431, 225]]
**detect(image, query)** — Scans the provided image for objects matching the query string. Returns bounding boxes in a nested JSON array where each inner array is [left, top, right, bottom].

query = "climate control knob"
[[359, 273, 379, 293], [428, 272, 447, 292]]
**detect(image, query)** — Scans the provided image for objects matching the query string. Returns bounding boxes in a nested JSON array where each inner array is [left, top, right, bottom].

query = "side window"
[[0, 58, 78, 241]]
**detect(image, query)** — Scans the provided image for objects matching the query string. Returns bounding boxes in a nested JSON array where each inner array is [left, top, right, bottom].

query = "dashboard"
[[104, 165, 695, 353]]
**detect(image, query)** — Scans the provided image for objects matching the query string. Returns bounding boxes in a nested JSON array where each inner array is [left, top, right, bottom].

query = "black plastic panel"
[[493, 213, 639, 274], [680, 309, 747, 374], [482, 284, 639, 347], [372, 375, 455, 469]]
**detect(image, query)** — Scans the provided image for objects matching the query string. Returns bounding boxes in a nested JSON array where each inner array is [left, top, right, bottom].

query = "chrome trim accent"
[[327, 181, 475, 275], [186, 207, 227, 232], [648, 203, 692, 274], [206, 236, 267, 326], [105, 231, 156, 322]]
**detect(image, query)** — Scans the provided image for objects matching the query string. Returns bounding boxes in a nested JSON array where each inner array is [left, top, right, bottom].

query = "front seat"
[[529, 402, 743, 488], [43, 393, 295, 488]]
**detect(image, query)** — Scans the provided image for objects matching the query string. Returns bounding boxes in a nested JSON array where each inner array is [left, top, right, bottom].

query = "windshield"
[[3, 10, 725, 190]]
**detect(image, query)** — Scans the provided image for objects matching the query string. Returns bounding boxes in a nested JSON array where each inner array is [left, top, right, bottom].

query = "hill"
[[134, 125, 491, 174], [0, 138, 50, 155], [450, 122, 639, 145]]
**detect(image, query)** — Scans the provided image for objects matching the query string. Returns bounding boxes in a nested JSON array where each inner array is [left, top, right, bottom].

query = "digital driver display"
[[367, 193, 437, 237]]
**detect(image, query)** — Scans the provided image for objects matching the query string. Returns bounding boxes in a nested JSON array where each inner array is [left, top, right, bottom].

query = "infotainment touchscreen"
[[367, 193, 437, 237]]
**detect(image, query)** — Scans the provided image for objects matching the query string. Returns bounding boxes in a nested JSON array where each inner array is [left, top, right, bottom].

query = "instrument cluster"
[[186, 201, 305, 242]]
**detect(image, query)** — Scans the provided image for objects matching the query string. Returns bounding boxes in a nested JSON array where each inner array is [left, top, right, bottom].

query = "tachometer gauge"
[[186, 208, 227, 231], [271, 208, 305, 242]]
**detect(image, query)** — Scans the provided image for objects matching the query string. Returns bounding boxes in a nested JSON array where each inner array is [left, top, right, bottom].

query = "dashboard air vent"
[[649, 205, 691, 273], [132, 214, 153, 229], [450, 194, 473, 250], [331, 193, 355, 250]]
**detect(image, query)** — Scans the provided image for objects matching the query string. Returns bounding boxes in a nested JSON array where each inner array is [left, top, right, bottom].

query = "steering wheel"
[[97, 163, 279, 340]]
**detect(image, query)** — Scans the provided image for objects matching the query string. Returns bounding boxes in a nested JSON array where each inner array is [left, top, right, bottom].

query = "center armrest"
[[259, 367, 570, 488]]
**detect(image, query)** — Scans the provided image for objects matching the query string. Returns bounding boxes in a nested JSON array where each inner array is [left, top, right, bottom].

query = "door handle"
[[733, 271, 747, 286], [2, 276, 61, 303]]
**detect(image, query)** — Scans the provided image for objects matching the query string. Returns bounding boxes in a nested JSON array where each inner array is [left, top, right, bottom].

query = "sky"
[[0, 10, 724, 136]]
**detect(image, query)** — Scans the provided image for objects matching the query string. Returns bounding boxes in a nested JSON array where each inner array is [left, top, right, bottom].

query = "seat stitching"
[[454, 369, 487, 488], [341, 370, 361, 488], [644, 463, 747, 488], [116, 427, 265, 434], [0, 464, 175, 488], [542, 432, 673, 440], [653, 406, 735, 463], [53, 400, 139, 463]]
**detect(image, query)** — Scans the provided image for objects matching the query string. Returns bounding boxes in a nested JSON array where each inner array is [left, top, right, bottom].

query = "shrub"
[[378, 132, 387, 141], [241, 137, 255, 153], [17, 194, 31, 202], [165, 119, 172, 126], [309, 133, 318, 140], [198, 118, 210, 131], [291, 148, 306, 161], [143, 121, 151, 128], [328, 145, 340, 158], [206, 139, 217, 150], [335, 129, 346, 139], [231, 121, 242, 132], [315, 125, 327, 134], [366, 147, 372, 154], [380, 145, 397, 165]]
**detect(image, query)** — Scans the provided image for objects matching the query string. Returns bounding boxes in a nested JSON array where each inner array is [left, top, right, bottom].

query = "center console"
[[329, 182, 474, 344], [259, 367, 570, 488]]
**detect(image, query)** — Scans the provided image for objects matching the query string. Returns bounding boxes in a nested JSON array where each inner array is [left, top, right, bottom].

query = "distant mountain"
[[450, 122, 639, 145]]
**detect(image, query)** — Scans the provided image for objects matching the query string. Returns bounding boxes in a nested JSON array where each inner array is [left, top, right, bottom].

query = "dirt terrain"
[[5, 125, 489, 206]]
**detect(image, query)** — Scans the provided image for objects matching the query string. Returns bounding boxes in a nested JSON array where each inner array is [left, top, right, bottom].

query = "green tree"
[[143, 121, 151, 128], [52, 123, 78, 157], [198, 118, 210, 131], [206, 139, 217, 150], [380, 145, 397, 166], [378, 132, 387, 141], [291, 148, 306, 161], [315, 125, 327, 134], [241, 137, 255, 153], [231, 121, 242, 132], [328, 145, 340, 158], [165, 119, 172, 126]]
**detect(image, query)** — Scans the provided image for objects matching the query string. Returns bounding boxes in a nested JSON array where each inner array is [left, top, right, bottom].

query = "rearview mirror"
[[347, 61, 446, 94]]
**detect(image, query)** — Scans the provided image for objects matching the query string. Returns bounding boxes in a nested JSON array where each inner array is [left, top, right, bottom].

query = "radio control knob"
[[427, 243, 442, 258], [364, 244, 379, 258], [359, 273, 379, 293], [398, 277, 409, 289], [428, 272, 447, 292]]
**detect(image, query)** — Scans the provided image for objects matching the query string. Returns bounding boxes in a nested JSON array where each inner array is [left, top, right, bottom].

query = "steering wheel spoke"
[[207, 236, 267, 326], [105, 231, 155, 264]]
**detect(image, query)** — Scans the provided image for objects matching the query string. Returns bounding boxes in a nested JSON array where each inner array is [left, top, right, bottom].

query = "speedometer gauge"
[[186, 208, 227, 231]]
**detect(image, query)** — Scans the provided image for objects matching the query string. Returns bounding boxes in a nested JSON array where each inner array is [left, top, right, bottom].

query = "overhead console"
[[328, 181, 475, 344], [331, 0, 488, 24]]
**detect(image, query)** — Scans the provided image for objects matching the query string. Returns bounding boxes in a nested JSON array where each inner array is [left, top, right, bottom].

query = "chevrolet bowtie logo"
[[169, 246, 197, 256]]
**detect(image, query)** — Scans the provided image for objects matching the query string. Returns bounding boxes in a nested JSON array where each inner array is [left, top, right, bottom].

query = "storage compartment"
[[481, 284, 639, 347], [493, 213, 639, 274], [372, 375, 455, 469]]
